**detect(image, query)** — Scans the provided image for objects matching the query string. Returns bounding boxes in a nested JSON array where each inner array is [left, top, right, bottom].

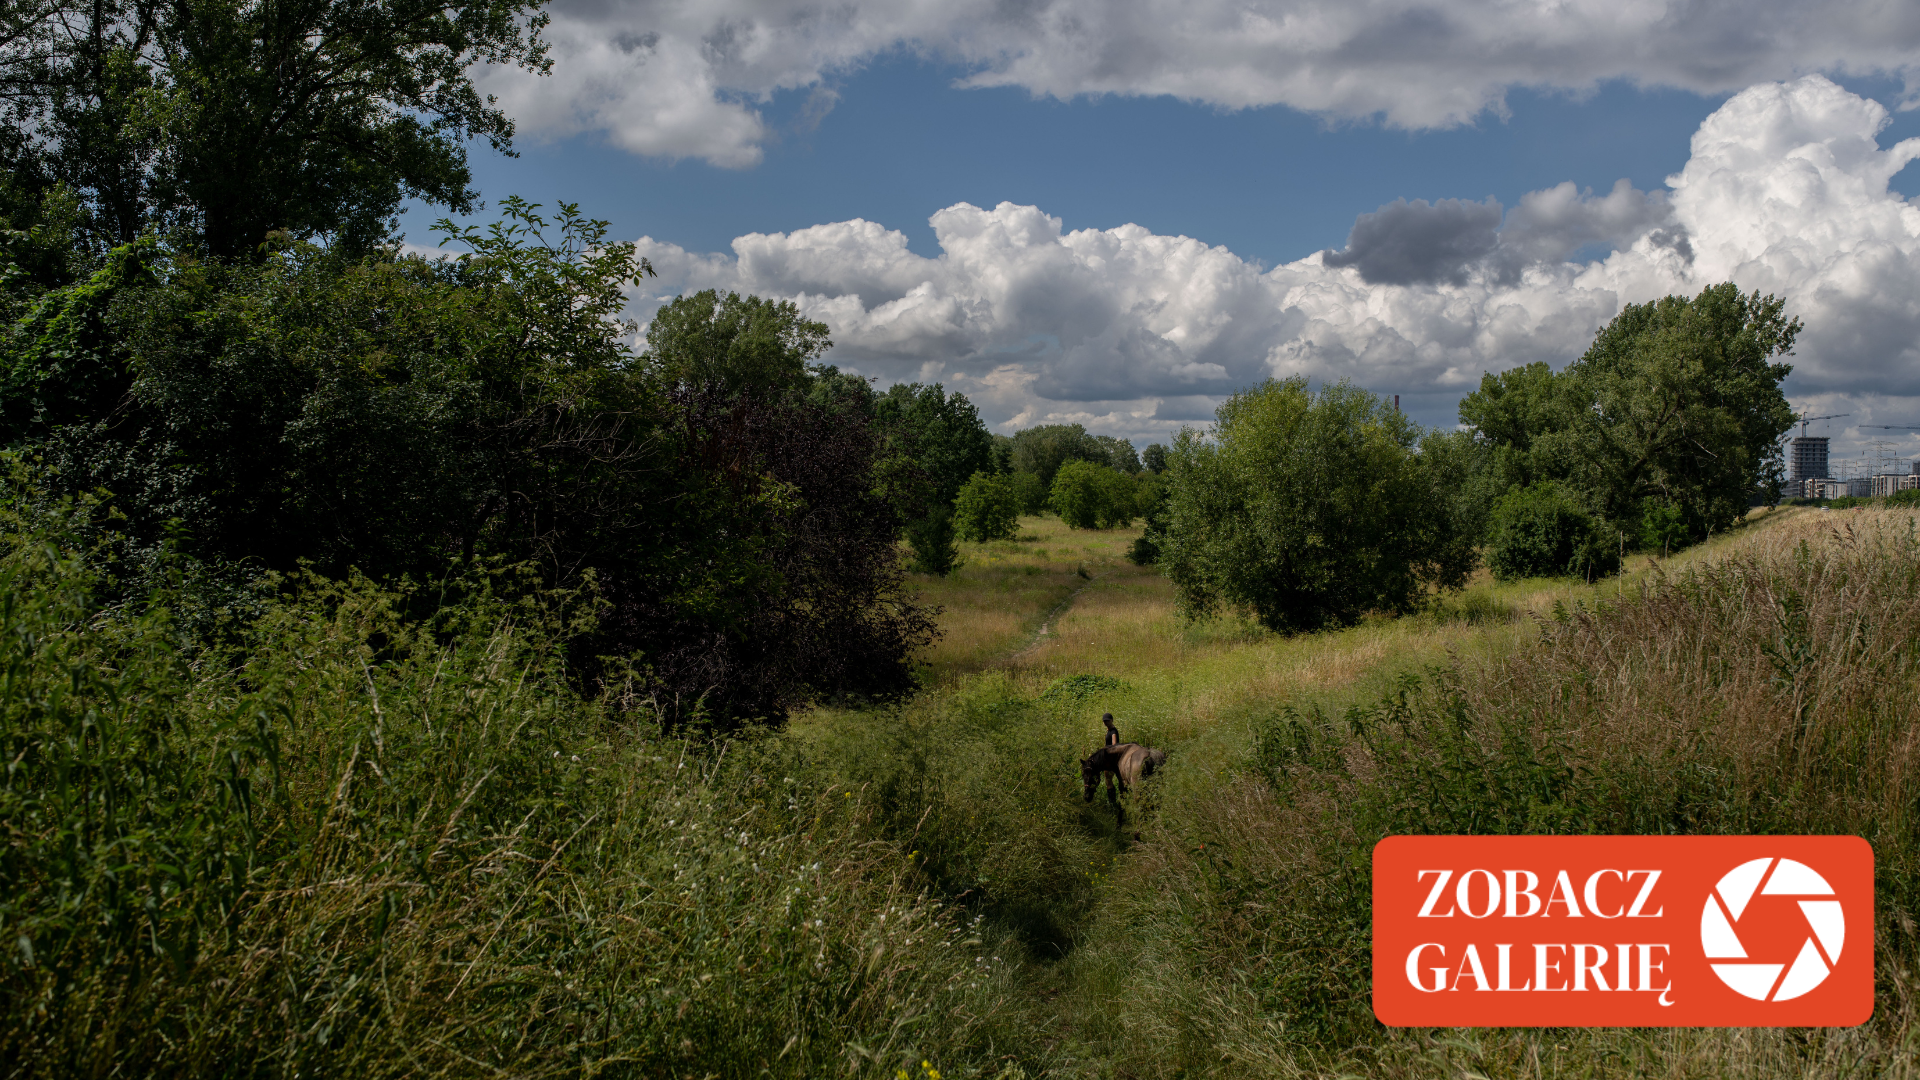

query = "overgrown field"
[[5, 505, 1920, 1077]]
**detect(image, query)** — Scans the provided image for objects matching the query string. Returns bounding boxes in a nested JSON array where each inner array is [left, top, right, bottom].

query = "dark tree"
[[1008, 423, 1108, 490], [17, 0, 550, 258]]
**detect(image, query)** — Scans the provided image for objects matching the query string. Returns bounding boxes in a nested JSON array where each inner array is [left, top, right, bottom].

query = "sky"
[[398, 0, 1920, 464]]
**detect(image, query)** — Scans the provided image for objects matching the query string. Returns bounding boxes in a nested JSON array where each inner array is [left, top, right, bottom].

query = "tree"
[[904, 508, 959, 575], [1050, 460, 1136, 530], [1161, 378, 1473, 633], [1458, 284, 1799, 552], [1142, 442, 1169, 474], [953, 471, 1020, 542], [873, 383, 994, 508], [1008, 423, 1108, 490], [10, 204, 934, 730], [1010, 472, 1048, 515], [644, 290, 832, 395], [1128, 472, 1170, 565], [1483, 482, 1621, 581], [1557, 285, 1798, 534], [18, 0, 551, 259]]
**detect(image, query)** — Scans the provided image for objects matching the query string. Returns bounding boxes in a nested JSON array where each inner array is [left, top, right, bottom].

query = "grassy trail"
[[792, 504, 1861, 1077]]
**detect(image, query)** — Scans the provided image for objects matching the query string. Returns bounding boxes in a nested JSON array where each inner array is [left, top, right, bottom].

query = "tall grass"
[[9, 490, 1919, 1078], [0, 522, 1029, 1077], [1066, 508, 1920, 1077]]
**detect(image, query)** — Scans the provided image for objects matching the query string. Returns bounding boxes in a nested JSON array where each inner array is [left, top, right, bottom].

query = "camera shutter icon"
[[1701, 857, 1846, 1002]]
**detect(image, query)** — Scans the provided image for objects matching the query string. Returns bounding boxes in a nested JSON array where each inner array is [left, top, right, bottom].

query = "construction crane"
[[1861, 424, 1920, 431], [1790, 412, 1849, 438]]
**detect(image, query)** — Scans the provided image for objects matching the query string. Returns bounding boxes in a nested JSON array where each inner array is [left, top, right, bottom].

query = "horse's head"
[[1080, 756, 1099, 802]]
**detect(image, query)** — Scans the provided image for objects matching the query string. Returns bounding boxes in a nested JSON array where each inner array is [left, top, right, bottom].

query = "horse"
[[1080, 741, 1167, 822]]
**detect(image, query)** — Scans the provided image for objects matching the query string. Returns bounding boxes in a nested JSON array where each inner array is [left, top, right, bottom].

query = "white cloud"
[[487, 0, 1920, 167], [631, 76, 1920, 461]]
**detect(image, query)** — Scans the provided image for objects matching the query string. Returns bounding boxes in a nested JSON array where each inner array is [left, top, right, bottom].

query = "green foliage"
[[1049, 459, 1135, 530], [1484, 482, 1621, 581], [874, 382, 994, 513], [644, 288, 830, 395], [1039, 673, 1126, 701], [5, 204, 930, 728], [0, 236, 155, 444], [1459, 284, 1799, 554], [1127, 472, 1169, 565], [0, 519, 1015, 1077], [1638, 499, 1692, 555], [1009, 471, 1048, 515], [906, 506, 960, 576], [1888, 488, 1920, 507], [953, 471, 1020, 542], [1161, 378, 1475, 633], [1141, 442, 1168, 474], [17, 0, 551, 258], [1008, 423, 1116, 489]]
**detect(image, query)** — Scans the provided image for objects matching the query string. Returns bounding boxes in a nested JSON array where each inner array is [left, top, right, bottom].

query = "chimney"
[[1393, 394, 1400, 413]]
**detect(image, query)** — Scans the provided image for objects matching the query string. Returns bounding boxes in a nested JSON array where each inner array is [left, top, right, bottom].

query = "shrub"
[[906, 506, 960, 575], [1161, 378, 1474, 632], [953, 471, 1020, 542], [1638, 499, 1692, 555], [1484, 482, 1622, 581], [1009, 471, 1048, 515], [1050, 461, 1135, 530]]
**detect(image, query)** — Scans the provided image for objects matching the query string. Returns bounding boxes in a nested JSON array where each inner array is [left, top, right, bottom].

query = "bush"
[[1638, 499, 1692, 555], [1161, 378, 1474, 632], [1009, 471, 1048, 515], [953, 471, 1020, 542], [1050, 460, 1135, 530], [906, 506, 960, 575], [1485, 482, 1622, 581], [1128, 472, 1169, 565]]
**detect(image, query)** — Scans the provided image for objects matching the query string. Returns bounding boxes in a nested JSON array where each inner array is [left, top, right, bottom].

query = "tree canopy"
[[1459, 283, 1798, 564], [3, 0, 550, 259], [1160, 378, 1473, 633]]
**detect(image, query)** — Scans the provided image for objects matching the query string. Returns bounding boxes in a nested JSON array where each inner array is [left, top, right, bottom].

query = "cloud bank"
[[631, 77, 1920, 457], [482, 0, 1920, 167]]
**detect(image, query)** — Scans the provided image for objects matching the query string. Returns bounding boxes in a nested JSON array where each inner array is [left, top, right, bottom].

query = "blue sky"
[[407, 5, 1920, 455], [413, 63, 1920, 265]]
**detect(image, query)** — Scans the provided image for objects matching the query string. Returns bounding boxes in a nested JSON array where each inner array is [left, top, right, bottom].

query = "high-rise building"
[[1791, 436, 1830, 483]]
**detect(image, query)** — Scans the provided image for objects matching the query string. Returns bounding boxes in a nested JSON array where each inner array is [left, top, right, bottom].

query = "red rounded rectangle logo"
[[1372, 836, 1873, 1026]]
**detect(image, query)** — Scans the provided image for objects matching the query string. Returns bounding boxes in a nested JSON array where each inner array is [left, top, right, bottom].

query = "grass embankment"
[[7, 505, 1920, 1077]]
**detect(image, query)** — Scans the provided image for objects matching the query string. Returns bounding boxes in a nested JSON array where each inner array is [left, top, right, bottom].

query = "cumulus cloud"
[[482, 0, 1920, 167], [631, 76, 1920, 458], [1323, 197, 1503, 286]]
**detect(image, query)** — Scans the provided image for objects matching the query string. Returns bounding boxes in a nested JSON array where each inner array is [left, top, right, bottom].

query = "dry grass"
[[905, 515, 1144, 681]]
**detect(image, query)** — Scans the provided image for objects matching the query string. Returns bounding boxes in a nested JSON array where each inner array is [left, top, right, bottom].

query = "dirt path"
[[997, 569, 1110, 666]]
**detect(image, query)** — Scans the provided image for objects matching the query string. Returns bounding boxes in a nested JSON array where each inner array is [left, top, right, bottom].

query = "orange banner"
[[1372, 835, 1873, 1027]]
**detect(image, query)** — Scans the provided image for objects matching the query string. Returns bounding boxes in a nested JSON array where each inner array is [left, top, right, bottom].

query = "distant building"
[[1807, 478, 1852, 500], [1791, 437, 1830, 483], [1849, 477, 1875, 498], [1872, 474, 1906, 498]]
